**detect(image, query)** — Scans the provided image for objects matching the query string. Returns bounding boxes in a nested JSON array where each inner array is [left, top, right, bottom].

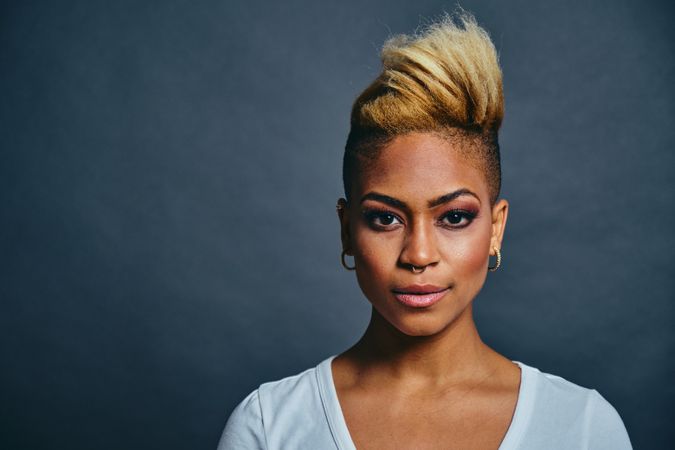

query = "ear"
[[490, 198, 509, 255], [336, 197, 352, 254]]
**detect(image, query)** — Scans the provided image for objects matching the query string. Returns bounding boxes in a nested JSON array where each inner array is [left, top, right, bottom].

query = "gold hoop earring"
[[341, 249, 355, 271], [488, 246, 502, 272]]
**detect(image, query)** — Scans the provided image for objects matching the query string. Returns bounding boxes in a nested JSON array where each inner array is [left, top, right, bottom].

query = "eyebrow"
[[360, 188, 481, 210]]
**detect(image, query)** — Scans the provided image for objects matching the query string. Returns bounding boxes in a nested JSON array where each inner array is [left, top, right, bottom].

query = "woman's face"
[[338, 132, 508, 337]]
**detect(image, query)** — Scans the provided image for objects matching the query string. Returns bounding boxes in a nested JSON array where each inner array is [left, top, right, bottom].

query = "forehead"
[[355, 132, 489, 204]]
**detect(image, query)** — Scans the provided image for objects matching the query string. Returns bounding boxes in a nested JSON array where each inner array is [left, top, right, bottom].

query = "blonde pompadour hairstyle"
[[343, 10, 505, 205]]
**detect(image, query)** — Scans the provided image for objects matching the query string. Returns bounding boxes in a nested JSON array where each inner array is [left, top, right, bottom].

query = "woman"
[[218, 11, 632, 450]]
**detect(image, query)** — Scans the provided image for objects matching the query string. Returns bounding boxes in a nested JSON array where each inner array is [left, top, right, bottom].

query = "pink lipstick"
[[392, 284, 450, 308]]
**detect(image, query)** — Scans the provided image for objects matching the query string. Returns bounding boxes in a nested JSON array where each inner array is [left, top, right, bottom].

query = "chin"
[[383, 310, 460, 337], [396, 324, 445, 337]]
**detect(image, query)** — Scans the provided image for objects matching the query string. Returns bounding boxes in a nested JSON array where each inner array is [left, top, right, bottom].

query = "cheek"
[[353, 228, 398, 276], [353, 238, 392, 307], [350, 216, 493, 284], [439, 222, 492, 276]]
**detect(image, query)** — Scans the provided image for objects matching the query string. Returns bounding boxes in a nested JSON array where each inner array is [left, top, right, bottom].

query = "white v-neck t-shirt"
[[217, 355, 632, 449]]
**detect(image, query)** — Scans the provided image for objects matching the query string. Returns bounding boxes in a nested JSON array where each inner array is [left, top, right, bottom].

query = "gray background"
[[1, 0, 673, 448]]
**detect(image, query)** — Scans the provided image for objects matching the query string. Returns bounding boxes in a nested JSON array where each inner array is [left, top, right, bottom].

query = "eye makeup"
[[362, 207, 404, 230], [361, 205, 480, 231], [437, 207, 478, 229]]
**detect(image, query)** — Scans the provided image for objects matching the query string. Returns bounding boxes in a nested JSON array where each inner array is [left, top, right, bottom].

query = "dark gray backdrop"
[[1, 0, 673, 448]]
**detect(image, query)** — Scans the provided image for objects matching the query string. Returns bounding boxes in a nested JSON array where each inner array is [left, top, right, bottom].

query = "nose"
[[398, 218, 441, 271]]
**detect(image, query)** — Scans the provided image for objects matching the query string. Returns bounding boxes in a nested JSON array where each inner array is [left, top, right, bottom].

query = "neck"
[[346, 305, 494, 384]]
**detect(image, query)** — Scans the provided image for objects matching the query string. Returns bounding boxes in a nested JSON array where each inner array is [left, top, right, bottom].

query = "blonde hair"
[[343, 10, 504, 205]]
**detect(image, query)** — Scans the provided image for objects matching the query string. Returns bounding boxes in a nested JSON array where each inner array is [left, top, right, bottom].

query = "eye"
[[363, 209, 403, 230], [439, 209, 477, 228]]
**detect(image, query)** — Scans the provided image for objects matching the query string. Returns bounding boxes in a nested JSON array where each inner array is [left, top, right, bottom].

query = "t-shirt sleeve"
[[586, 389, 632, 449], [217, 389, 267, 450]]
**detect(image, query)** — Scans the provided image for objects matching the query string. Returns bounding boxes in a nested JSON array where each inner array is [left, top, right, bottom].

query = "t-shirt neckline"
[[315, 354, 536, 450]]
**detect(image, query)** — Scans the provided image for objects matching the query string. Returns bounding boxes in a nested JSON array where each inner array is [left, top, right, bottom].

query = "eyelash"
[[362, 208, 478, 231]]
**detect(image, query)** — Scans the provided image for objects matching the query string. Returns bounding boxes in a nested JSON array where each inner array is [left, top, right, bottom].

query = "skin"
[[334, 131, 520, 450]]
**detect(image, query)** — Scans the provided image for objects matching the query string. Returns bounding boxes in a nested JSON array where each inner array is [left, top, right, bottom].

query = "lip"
[[391, 284, 450, 308]]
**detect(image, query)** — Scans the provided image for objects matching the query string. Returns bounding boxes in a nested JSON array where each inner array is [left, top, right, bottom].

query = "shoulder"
[[584, 389, 633, 449], [217, 389, 266, 450], [514, 361, 632, 449], [217, 357, 335, 450], [526, 363, 596, 407], [257, 363, 322, 408]]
